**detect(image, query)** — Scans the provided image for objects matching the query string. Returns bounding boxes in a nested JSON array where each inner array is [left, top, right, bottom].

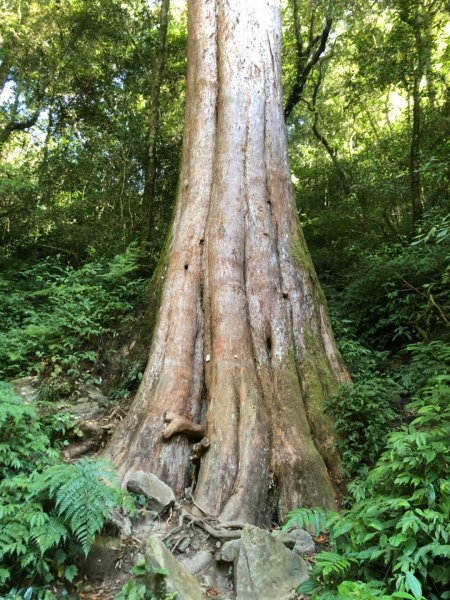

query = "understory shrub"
[[335, 210, 449, 350], [0, 244, 147, 381], [288, 373, 450, 600], [325, 320, 401, 477], [0, 384, 134, 592]]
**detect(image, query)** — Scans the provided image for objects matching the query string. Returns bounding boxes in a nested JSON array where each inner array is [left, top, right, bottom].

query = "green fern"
[[283, 507, 333, 536], [33, 458, 126, 556], [0, 388, 134, 589], [315, 552, 357, 578]]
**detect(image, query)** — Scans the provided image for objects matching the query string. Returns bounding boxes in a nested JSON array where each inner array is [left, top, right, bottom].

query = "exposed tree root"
[[162, 505, 242, 543], [162, 412, 205, 441]]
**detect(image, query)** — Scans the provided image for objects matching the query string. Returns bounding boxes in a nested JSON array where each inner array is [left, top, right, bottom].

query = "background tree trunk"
[[106, 0, 349, 525], [143, 0, 170, 241]]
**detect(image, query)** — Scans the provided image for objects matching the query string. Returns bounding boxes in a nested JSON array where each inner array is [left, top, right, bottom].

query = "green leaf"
[[296, 578, 317, 594], [64, 564, 78, 582], [405, 571, 422, 599]]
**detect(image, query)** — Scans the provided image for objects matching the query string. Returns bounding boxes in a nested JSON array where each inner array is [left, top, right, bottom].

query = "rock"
[[177, 536, 193, 553], [290, 528, 315, 555], [272, 528, 315, 555], [216, 539, 241, 563], [180, 550, 214, 575], [144, 535, 204, 600], [10, 376, 39, 403], [235, 525, 309, 600], [271, 530, 295, 549], [126, 471, 175, 514], [84, 383, 109, 406], [64, 399, 102, 422], [84, 535, 121, 577]]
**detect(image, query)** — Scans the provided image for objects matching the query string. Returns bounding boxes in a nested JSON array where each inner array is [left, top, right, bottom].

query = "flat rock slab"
[[145, 535, 204, 600], [236, 524, 309, 600], [127, 471, 175, 514]]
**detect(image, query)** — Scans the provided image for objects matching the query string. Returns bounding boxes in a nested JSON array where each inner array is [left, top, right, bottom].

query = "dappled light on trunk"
[[106, 0, 349, 524]]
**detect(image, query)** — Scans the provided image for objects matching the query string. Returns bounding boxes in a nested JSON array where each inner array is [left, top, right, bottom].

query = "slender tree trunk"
[[143, 0, 170, 241], [106, 0, 349, 525], [410, 25, 424, 225]]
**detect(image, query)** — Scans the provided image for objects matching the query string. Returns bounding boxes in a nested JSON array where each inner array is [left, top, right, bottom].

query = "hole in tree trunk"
[[184, 263, 189, 270], [266, 333, 272, 360]]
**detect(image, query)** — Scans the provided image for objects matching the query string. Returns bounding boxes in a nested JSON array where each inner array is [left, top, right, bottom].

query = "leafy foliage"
[[0, 244, 146, 381], [33, 458, 133, 556], [291, 373, 450, 600], [283, 506, 330, 536], [115, 557, 176, 600], [0, 385, 134, 591]]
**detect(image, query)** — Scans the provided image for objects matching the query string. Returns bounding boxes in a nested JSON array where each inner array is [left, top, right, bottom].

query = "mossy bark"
[[106, 0, 349, 524]]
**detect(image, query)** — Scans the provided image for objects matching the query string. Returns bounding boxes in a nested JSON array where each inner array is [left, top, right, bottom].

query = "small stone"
[[271, 530, 295, 549], [290, 529, 315, 555], [216, 539, 241, 563], [177, 536, 192, 553], [180, 550, 214, 575], [127, 471, 175, 515]]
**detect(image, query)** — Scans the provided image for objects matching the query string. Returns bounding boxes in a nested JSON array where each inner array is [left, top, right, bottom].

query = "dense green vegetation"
[[1, 0, 449, 598], [0, 383, 134, 598]]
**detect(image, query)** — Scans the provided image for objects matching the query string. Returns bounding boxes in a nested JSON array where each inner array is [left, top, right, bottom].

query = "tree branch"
[[0, 111, 40, 148], [284, 12, 333, 120]]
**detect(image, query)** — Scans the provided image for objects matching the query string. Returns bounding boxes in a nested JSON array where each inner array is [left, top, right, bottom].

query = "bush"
[[0, 384, 134, 592], [330, 210, 449, 350], [325, 321, 401, 477], [292, 374, 450, 600], [0, 244, 146, 381]]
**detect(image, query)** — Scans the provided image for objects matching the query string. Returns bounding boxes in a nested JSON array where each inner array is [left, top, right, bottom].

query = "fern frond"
[[283, 507, 332, 536], [33, 457, 125, 555], [315, 551, 357, 578]]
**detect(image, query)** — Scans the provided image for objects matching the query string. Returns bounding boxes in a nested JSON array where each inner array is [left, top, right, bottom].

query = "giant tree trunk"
[[106, 0, 349, 525]]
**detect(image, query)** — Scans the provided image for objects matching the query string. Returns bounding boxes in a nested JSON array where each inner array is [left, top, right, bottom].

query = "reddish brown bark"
[[106, 0, 349, 525]]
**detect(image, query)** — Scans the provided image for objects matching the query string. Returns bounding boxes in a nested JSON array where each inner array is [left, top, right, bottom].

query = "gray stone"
[[144, 535, 204, 600], [180, 550, 214, 575], [66, 399, 102, 421], [271, 530, 296, 549], [10, 376, 39, 403], [127, 471, 175, 514], [177, 536, 192, 553], [84, 384, 109, 406], [290, 529, 315, 555], [84, 535, 121, 577], [216, 539, 241, 563], [235, 525, 309, 600]]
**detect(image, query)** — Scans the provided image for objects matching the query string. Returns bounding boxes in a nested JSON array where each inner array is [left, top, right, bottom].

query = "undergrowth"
[[0, 244, 146, 383], [0, 383, 134, 595], [286, 372, 450, 599]]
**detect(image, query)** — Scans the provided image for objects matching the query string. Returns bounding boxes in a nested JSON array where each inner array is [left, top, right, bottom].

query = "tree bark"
[[142, 0, 170, 241], [410, 25, 424, 225], [106, 0, 349, 525]]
